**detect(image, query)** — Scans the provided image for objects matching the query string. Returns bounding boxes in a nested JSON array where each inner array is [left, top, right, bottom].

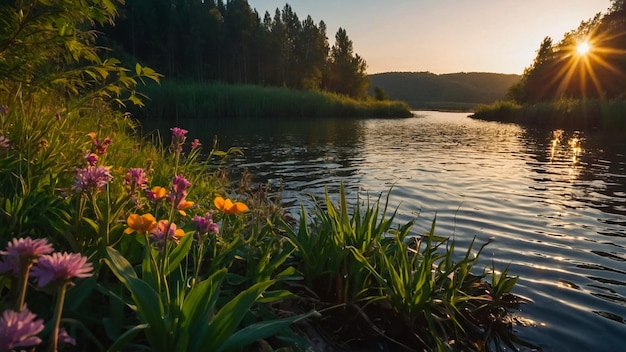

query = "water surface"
[[147, 111, 626, 350]]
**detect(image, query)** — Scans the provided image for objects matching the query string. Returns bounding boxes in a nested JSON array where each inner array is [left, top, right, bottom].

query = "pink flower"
[[0, 308, 44, 351], [30, 252, 93, 287], [0, 237, 54, 277], [72, 165, 113, 193], [191, 139, 201, 150], [149, 220, 185, 248]]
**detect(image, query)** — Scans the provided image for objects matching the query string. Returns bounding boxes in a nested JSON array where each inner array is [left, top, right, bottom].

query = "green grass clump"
[[472, 97, 626, 129], [134, 81, 413, 120]]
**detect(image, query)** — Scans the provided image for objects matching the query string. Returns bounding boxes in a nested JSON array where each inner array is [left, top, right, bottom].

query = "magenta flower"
[[84, 151, 98, 166], [92, 137, 112, 155], [72, 165, 113, 193], [0, 237, 54, 277], [30, 252, 93, 287], [191, 138, 201, 150], [192, 211, 219, 236], [170, 127, 188, 142], [0, 136, 9, 150], [0, 308, 44, 351]]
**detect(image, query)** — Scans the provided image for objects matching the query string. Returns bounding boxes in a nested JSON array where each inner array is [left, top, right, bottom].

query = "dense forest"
[[508, 0, 626, 104], [369, 72, 521, 109], [102, 0, 370, 99]]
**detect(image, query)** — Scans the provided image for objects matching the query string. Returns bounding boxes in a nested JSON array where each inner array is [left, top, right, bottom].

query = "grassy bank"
[[133, 81, 413, 120], [471, 98, 626, 130]]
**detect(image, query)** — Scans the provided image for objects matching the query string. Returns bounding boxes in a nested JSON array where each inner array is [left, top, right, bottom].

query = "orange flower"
[[214, 196, 248, 215], [124, 213, 157, 235], [176, 198, 194, 216], [148, 186, 167, 202]]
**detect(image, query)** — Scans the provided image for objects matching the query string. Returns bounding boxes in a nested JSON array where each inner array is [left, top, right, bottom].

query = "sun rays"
[[549, 28, 626, 99]]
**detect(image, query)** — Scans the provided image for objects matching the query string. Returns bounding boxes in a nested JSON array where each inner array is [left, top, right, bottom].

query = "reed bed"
[[134, 81, 414, 120]]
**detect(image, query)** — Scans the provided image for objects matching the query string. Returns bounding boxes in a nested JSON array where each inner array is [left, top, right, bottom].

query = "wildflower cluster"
[[0, 237, 92, 351]]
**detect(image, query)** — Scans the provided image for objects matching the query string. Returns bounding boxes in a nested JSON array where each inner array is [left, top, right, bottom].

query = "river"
[[146, 111, 626, 351]]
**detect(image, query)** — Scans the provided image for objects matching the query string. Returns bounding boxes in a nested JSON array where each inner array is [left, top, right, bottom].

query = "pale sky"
[[247, 0, 613, 75]]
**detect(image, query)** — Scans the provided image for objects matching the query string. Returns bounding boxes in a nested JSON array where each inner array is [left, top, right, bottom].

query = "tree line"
[[102, 0, 370, 99], [508, 0, 626, 104]]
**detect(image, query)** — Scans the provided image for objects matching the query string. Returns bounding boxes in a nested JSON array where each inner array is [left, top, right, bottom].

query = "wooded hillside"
[[369, 72, 521, 109]]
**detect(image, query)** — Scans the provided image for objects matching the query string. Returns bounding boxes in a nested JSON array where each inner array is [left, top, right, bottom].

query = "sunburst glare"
[[576, 41, 591, 55], [546, 28, 626, 99]]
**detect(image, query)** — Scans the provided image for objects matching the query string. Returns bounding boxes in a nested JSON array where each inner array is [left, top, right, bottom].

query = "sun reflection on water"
[[549, 129, 585, 181]]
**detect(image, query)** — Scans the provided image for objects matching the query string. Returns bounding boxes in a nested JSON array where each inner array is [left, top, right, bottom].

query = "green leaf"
[[166, 232, 193, 275], [202, 280, 274, 351], [219, 310, 320, 352], [181, 269, 227, 350], [104, 247, 167, 348], [107, 323, 148, 352]]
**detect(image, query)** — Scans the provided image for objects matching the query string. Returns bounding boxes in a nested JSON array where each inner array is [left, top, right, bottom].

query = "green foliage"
[[135, 81, 413, 120], [471, 97, 626, 130], [0, 0, 161, 108]]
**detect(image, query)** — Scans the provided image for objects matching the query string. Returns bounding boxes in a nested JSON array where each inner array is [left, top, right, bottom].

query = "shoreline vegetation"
[[471, 98, 626, 130], [133, 81, 414, 120]]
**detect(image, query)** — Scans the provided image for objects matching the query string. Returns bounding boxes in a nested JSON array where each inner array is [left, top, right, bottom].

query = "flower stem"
[[49, 283, 68, 352], [14, 262, 33, 311]]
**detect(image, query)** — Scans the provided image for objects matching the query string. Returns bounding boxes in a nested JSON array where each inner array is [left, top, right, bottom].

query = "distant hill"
[[368, 72, 521, 110]]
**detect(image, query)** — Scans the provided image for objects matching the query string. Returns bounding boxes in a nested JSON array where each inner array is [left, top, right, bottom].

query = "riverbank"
[[132, 81, 413, 120], [470, 98, 626, 130]]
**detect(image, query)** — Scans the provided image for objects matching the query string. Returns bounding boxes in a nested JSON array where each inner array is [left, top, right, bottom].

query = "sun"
[[576, 41, 591, 55]]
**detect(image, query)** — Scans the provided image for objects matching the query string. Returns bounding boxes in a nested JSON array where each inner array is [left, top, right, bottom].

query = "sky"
[[247, 0, 613, 75]]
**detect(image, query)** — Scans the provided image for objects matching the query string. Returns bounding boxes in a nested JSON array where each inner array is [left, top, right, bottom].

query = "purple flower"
[[191, 139, 201, 150], [72, 166, 113, 193], [0, 105, 8, 115], [192, 211, 219, 236], [172, 175, 191, 199], [0, 308, 44, 351], [124, 168, 148, 195], [0, 136, 9, 150], [0, 237, 54, 277], [170, 127, 188, 152], [30, 252, 93, 287]]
